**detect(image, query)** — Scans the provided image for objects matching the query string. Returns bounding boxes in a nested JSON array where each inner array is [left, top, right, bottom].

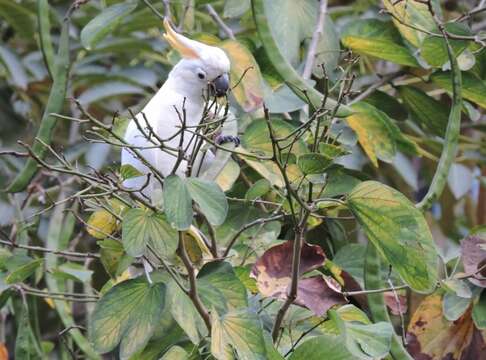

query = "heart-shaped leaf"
[[186, 178, 228, 226], [90, 277, 166, 358], [163, 175, 193, 230]]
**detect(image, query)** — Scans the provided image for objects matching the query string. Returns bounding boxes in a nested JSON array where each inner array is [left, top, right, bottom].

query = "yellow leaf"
[[0, 343, 8, 360], [87, 209, 118, 239], [220, 40, 264, 112]]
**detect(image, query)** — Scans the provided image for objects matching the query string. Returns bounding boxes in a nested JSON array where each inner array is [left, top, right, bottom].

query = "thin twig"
[[205, 4, 235, 40], [302, 0, 328, 80]]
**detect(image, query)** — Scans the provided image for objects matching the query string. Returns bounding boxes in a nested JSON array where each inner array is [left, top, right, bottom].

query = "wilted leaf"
[[186, 177, 228, 226], [398, 85, 449, 137], [90, 277, 166, 358], [346, 102, 397, 167], [220, 40, 264, 112], [432, 71, 486, 109], [122, 208, 178, 258], [163, 175, 193, 231], [347, 181, 439, 293], [407, 293, 486, 359], [80, 1, 138, 50], [211, 309, 266, 360], [461, 235, 486, 288], [251, 241, 345, 315], [341, 19, 419, 67]]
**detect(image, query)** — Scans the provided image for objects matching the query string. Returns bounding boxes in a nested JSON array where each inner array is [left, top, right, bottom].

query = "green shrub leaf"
[[186, 178, 228, 226], [90, 278, 166, 358], [347, 181, 439, 292], [81, 1, 138, 50]]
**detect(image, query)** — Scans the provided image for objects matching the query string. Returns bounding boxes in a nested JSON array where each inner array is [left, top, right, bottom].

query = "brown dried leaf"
[[461, 235, 486, 287], [406, 293, 486, 360], [251, 241, 346, 315]]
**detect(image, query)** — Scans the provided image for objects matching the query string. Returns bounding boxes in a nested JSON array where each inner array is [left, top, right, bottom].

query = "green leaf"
[[80, 1, 138, 50], [382, 0, 436, 47], [245, 179, 271, 201], [167, 279, 205, 344], [398, 85, 449, 137], [98, 239, 133, 278], [224, 0, 250, 18], [347, 181, 439, 293], [341, 19, 418, 67], [198, 261, 248, 314], [120, 164, 143, 180], [211, 309, 266, 360], [318, 143, 350, 159], [53, 262, 93, 283], [363, 90, 407, 121], [0, 0, 36, 39], [5, 259, 42, 284], [90, 277, 166, 358], [37, 0, 55, 78], [7, 19, 70, 193], [442, 292, 471, 321], [473, 291, 486, 329], [432, 71, 486, 109], [297, 153, 332, 175], [262, 0, 317, 66], [346, 102, 397, 167], [186, 178, 228, 226], [289, 334, 355, 360], [329, 307, 393, 359], [421, 23, 471, 68], [122, 208, 178, 258], [163, 175, 193, 231]]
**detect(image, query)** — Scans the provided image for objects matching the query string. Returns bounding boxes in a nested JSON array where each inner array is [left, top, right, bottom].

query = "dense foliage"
[[0, 0, 485, 359]]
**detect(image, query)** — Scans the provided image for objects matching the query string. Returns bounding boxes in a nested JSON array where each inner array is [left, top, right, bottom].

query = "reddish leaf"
[[295, 276, 347, 316], [406, 293, 486, 360], [251, 241, 346, 315], [461, 235, 486, 287], [384, 290, 407, 316]]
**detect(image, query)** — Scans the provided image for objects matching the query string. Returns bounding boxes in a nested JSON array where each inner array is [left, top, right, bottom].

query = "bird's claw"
[[215, 134, 240, 147]]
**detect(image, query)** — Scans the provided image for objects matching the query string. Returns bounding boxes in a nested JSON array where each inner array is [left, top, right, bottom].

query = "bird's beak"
[[210, 73, 230, 97]]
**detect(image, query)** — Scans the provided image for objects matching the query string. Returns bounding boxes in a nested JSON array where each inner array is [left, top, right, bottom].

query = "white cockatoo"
[[122, 19, 235, 197]]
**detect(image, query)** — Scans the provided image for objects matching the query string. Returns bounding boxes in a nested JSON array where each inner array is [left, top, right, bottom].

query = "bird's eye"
[[197, 72, 206, 80]]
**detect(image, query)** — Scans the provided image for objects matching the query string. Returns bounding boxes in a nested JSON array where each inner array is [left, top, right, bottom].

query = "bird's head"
[[163, 19, 230, 98]]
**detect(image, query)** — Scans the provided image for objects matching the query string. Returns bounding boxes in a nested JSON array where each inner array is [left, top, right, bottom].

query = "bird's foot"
[[215, 134, 240, 147]]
